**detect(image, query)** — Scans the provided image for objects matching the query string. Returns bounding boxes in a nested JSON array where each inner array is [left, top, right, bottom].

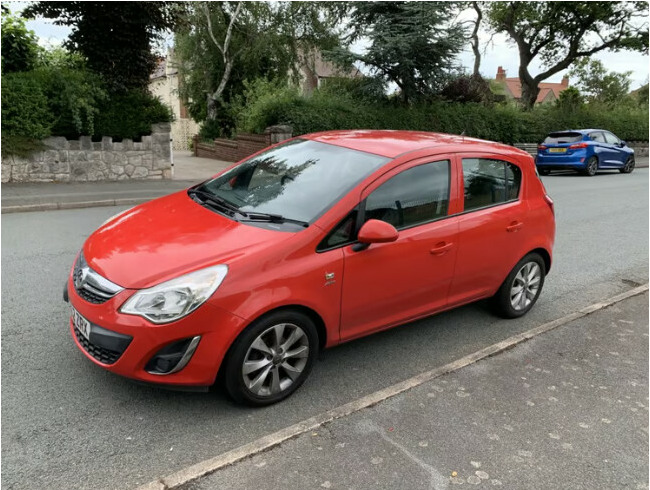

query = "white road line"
[[137, 283, 649, 490]]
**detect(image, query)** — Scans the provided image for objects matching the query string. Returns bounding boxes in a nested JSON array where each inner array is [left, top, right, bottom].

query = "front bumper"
[[66, 278, 246, 387]]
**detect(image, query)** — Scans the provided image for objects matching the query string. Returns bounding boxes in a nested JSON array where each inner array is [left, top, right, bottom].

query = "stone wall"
[[193, 125, 293, 162], [1, 123, 172, 183]]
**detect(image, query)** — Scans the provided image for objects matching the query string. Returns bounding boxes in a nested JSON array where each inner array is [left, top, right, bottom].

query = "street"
[[1, 169, 648, 489]]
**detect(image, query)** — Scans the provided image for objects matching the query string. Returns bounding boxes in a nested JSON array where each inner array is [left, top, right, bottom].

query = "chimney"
[[496, 66, 506, 81], [561, 75, 569, 88]]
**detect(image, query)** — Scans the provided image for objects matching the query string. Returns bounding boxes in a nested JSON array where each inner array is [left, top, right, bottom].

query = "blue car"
[[536, 129, 635, 176]]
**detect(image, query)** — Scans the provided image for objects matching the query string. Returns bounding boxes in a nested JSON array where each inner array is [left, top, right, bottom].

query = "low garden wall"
[[1, 123, 172, 183], [193, 125, 292, 162]]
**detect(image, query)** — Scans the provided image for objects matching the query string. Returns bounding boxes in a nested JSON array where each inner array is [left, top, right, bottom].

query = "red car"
[[65, 131, 555, 405]]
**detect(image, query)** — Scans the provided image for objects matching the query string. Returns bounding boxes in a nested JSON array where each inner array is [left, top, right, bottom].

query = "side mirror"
[[353, 219, 399, 251], [619, 140, 627, 147]]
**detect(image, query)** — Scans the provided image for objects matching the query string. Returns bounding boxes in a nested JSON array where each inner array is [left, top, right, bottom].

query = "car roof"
[[550, 129, 604, 135], [303, 130, 529, 159]]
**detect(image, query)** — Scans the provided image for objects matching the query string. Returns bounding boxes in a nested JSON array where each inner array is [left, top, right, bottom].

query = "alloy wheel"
[[242, 323, 309, 397], [510, 262, 542, 311]]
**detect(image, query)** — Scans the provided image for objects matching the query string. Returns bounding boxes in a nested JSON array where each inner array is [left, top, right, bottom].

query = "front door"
[[339, 157, 460, 342]]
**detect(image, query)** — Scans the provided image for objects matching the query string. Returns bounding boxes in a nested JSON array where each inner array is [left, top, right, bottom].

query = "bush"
[[30, 66, 107, 138], [234, 84, 649, 143], [93, 90, 173, 141], [1, 11, 39, 73], [1, 73, 52, 138]]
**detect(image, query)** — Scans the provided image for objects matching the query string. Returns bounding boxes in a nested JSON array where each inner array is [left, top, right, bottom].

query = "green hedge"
[[93, 90, 173, 141], [235, 85, 649, 143], [1, 73, 52, 139], [1, 68, 173, 149]]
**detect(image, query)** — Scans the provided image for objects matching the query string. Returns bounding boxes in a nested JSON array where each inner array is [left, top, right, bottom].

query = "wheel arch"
[[529, 247, 551, 275], [216, 304, 328, 385]]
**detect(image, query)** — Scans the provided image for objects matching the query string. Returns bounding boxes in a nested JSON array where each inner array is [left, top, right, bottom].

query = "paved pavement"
[[0, 169, 648, 489], [0, 151, 231, 213], [184, 291, 649, 490]]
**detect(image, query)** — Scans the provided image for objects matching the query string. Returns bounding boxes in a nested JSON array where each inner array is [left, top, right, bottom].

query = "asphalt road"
[[1, 169, 648, 490]]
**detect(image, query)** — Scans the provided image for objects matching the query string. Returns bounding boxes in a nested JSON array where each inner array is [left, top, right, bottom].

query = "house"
[[494, 66, 570, 104], [296, 49, 363, 94], [149, 52, 200, 150]]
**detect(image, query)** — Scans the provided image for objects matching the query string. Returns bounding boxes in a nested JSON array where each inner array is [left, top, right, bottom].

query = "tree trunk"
[[518, 57, 539, 109], [206, 94, 217, 121], [471, 1, 482, 76]]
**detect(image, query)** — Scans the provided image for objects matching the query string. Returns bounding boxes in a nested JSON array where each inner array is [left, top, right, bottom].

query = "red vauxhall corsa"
[[65, 131, 555, 405]]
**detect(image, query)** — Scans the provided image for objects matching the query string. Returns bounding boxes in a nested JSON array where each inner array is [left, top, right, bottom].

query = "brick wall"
[[193, 126, 293, 162]]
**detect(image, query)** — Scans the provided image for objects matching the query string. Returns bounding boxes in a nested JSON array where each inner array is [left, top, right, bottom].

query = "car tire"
[[619, 156, 635, 174], [584, 156, 598, 176], [491, 253, 546, 319], [223, 309, 318, 406], [538, 168, 550, 176]]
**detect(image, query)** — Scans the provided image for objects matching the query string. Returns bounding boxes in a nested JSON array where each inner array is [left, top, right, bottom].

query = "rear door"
[[339, 155, 461, 341], [447, 154, 527, 306]]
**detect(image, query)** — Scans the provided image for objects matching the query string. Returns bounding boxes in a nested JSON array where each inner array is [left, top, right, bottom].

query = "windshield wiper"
[[188, 188, 245, 217], [243, 212, 309, 228]]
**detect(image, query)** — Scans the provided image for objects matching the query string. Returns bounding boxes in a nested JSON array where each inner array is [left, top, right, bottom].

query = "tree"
[[330, 2, 467, 103], [23, 2, 182, 92], [1, 10, 40, 73], [555, 86, 584, 111], [175, 1, 343, 134], [569, 58, 632, 105], [486, 2, 649, 108]]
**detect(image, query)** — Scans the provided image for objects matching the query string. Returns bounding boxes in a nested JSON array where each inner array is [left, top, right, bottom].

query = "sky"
[[7, 1, 650, 90]]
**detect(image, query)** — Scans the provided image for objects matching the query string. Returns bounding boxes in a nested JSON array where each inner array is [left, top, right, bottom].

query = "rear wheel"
[[619, 156, 635, 174], [223, 310, 318, 406], [538, 168, 550, 176], [584, 156, 598, 176], [491, 253, 546, 319]]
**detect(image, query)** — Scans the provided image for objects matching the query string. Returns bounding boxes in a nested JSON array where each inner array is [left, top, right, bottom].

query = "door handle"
[[430, 242, 453, 256], [506, 221, 523, 232]]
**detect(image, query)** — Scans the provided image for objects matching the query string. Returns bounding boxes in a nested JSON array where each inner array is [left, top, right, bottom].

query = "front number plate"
[[72, 307, 91, 341]]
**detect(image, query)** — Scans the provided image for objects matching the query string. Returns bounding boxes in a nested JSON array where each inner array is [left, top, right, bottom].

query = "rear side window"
[[365, 161, 450, 230], [543, 132, 583, 144], [462, 158, 521, 212]]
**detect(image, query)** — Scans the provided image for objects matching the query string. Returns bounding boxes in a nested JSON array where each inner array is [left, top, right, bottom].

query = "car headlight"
[[120, 264, 228, 324]]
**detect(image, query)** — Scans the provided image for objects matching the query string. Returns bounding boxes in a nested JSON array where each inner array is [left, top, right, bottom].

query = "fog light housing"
[[145, 336, 201, 375]]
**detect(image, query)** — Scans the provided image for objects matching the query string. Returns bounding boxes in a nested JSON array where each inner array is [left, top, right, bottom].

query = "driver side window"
[[364, 161, 450, 230]]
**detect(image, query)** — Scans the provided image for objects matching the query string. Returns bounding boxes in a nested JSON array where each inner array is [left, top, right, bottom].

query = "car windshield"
[[194, 139, 389, 226], [543, 132, 583, 144]]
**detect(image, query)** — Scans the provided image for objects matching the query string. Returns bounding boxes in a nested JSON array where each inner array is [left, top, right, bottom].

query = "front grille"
[[74, 327, 123, 365], [73, 253, 123, 304]]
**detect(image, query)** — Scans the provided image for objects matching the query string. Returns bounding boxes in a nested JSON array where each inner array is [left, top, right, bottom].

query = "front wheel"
[[491, 253, 546, 319], [619, 156, 635, 174], [584, 156, 598, 176], [223, 310, 318, 406]]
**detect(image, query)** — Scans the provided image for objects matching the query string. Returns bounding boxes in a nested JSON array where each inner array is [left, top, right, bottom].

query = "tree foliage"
[[175, 1, 343, 136], [1, 10, 40, 73], [329, 2, 466, 103], [23, 1, 182, 92], [569, 58, 633, 105], [486, 1, 649, 108]]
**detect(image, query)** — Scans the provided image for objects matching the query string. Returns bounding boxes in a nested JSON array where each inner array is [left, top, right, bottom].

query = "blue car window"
[[590, 132, 606, 143], [604, 132, 620, 145]]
